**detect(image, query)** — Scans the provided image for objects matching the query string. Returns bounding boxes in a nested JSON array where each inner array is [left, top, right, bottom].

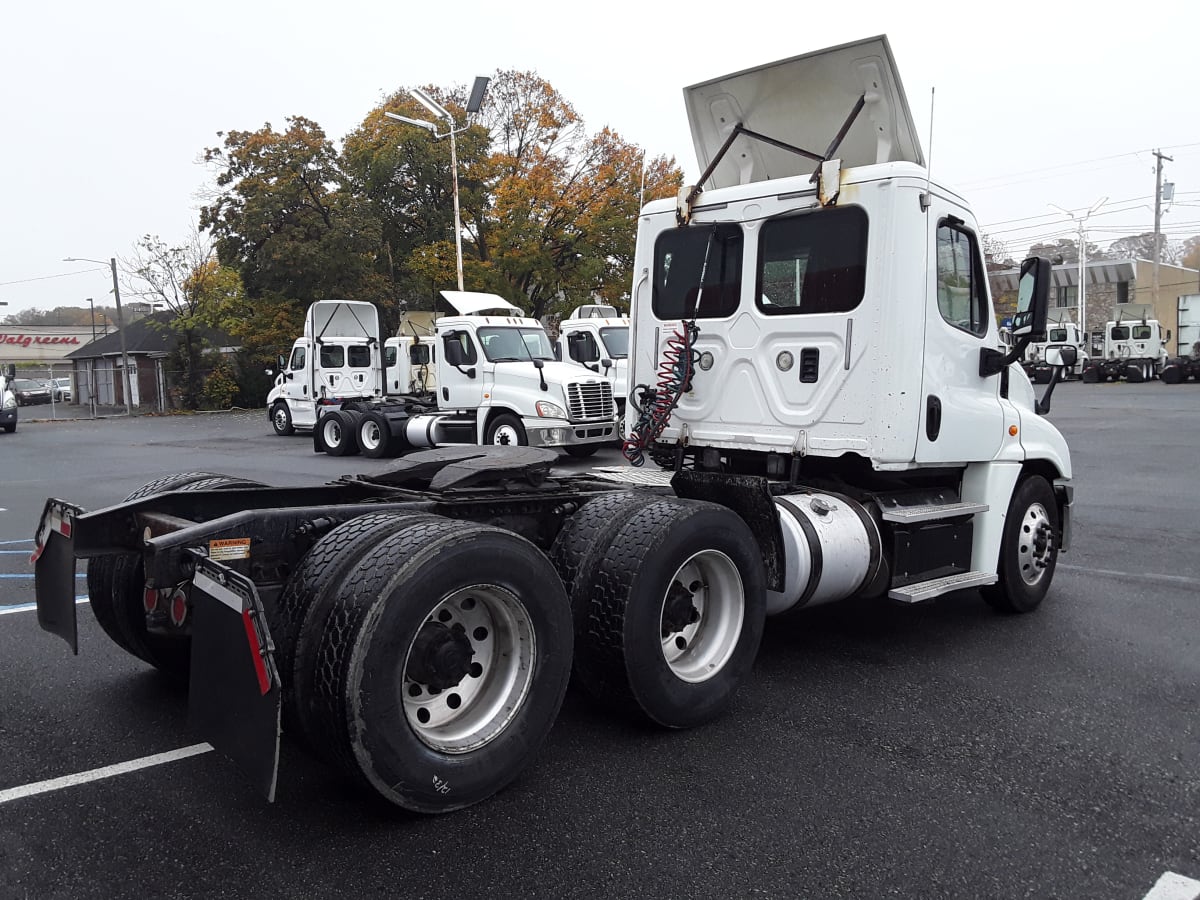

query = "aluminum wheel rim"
[[491, 424, 520, 445], [658, 549, 744, 683], [401, 585, 535, 754], [323, 418, 342, 447], [1017, 501, 1054, 586], [273, 407, 289, 432], [361, 420, 383, 451]]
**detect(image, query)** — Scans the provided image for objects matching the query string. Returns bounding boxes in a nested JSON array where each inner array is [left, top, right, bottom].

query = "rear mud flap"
[[33, 499, 83, 654], [188, 554, 281, 802]]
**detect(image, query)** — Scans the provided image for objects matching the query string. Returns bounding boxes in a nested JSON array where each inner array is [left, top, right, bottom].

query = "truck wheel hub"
[[407, 622, 474, 692], [1018, 502, 1054, 586]]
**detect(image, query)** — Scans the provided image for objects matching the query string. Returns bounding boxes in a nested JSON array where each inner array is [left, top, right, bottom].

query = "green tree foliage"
[[200, 117, 388, 309]]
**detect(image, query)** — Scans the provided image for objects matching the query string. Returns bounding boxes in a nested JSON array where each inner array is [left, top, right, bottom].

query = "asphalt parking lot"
[[1, 384, 1198, 899]]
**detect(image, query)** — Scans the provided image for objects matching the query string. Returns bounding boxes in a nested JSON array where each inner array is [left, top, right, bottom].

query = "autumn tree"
[[1027, 237, 1103, 265], [472, 71, 682, 319], [1182, 235, 1200, 271], [1106, 231, 1182, 264], [124, 231, 247, 408], [200, 117, 389, 311]]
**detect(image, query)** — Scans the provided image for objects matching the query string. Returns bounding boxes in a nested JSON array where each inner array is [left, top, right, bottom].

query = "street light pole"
[[385, 77, 489, 294], [1049, 197, 1107, 339], [64, 256, 133, 416]]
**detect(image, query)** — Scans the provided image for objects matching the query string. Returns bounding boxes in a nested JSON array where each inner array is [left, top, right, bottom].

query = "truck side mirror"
[[277, 354, 287, 370], [1011, 256, 1050, 341], [4, 364, 14, 380], [1045, 345, 1077, 368], [443, 339, 466, 367]]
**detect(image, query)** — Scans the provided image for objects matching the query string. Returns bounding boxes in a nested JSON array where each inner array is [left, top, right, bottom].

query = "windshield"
[[599, 327, 629, 358], [477, 327, 555, 362], [14, 379, 43, 390]]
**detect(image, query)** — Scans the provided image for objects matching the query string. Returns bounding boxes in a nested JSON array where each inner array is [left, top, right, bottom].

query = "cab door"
[[438, 328, 485, 410], [281, 340, 317, 429], [915, 206, 1005, 464]]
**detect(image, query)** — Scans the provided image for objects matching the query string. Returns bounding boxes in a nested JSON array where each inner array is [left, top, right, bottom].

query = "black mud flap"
[[671, 471, 786, 592], [33, 499, 83, 654], [188, 553, 281, 802]]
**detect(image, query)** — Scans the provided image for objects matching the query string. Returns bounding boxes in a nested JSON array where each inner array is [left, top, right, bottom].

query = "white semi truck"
[[267, 300, 436, 436], [1081, 305, 1169, 382], [268, 296, 619, 458], [1022, 318, 1089, 383], [552, 304, 630, 424], [32, 35, 1073, 816]]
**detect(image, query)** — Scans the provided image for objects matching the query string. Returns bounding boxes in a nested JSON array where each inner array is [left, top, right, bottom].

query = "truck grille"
[[566, 381, 614, 422]]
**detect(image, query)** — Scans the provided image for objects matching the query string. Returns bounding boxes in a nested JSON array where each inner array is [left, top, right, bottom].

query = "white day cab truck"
[[1022, 316, 1089, 384], [33, 36, 1073, 815], [271, 294, 619, 459], [266, 300, 436, 437], [1081, 305, 1169, 383], [551, 304, 631, 426]]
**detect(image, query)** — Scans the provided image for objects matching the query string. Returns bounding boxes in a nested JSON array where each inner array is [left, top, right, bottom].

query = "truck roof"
[[684, 34, 923, 190]]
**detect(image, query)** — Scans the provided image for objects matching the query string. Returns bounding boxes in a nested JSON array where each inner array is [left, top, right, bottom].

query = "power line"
[[0, 267, 108, 288]]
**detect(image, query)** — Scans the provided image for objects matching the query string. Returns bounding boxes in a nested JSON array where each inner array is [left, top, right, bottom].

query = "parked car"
[[12, 378, 52, 406], [47, 377, 72, 402]]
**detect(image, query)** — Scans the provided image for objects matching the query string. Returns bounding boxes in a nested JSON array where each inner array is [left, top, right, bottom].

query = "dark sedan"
[[11, 378, 52, 406]]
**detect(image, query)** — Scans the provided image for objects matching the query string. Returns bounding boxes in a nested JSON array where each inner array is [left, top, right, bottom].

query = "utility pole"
[[1153, 149, 1173, 312]]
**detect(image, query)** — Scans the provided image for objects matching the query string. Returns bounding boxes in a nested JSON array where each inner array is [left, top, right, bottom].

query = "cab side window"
[[289, 346, 306, 370], [1132, 325, 1152, 340], [443, 331, 478, 364], [935, 222, 988, 337], [567, 330, 601, 363]]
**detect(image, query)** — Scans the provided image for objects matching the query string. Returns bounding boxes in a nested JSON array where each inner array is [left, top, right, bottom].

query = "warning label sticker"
[[209, 538, 251, 561]]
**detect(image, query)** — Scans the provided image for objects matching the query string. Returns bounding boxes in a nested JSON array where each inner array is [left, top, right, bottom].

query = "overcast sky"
[[3, 0, 1198, 315]]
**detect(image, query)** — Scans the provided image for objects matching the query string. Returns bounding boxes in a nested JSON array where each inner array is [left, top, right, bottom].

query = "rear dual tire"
[[290, 517, 573, 813], [551, 495, 766, 729]]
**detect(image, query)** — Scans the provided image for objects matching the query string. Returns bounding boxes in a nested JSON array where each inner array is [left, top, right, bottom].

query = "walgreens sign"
[[0, 329, 94, 360]]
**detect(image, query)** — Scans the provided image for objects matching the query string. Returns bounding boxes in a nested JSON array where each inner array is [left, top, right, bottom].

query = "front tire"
[[983, 474, 1059, 614], [271, 402, 294, 436], [563, 444, 598, 459], [485, 413, 527, 447]]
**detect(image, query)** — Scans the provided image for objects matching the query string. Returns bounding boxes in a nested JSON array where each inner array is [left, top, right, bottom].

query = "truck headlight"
[[2, 394, 15, 410], [536, 400, 567, 418]]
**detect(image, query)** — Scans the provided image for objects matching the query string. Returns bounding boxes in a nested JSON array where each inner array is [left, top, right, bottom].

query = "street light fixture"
[[1048, 196, 1107, 341], [64, 256, 133, 416], [385, 76, 489, 292]]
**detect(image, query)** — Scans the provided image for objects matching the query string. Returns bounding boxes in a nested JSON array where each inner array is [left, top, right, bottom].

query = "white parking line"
[[0, 596, 89, 616], [1058, 564, 1194, 586], [0, 744, 213, 805], [0, 539, 33, 545], [1143, 871, 1200, 900]]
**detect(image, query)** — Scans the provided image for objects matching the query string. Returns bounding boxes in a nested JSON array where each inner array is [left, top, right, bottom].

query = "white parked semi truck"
[[267, 300, 436, 436], [1022, 317, 1089, 384], [1081, 305, 1169, 382], [32, 36, 1073, 815], [552, 304, 630, 424], [311, 292, 619, 459]]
